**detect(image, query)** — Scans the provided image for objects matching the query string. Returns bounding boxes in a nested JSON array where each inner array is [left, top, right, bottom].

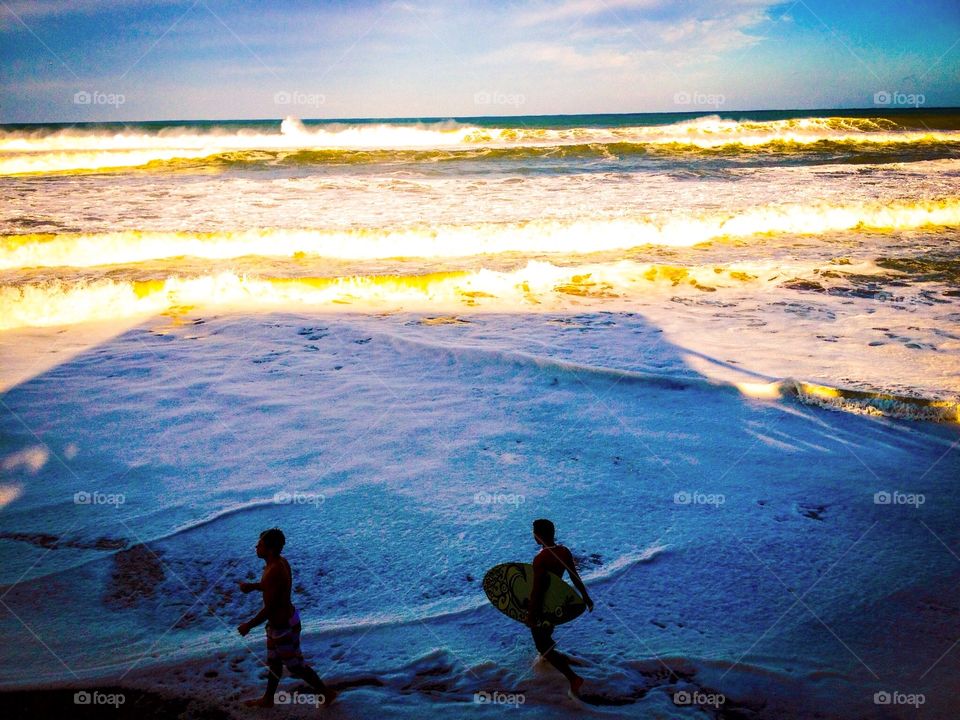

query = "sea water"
[[0, 110, 959, 717]]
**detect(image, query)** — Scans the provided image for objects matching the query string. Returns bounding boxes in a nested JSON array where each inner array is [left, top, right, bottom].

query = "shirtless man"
[[237, 528, 335, 708], [526, 518, 594, 696]]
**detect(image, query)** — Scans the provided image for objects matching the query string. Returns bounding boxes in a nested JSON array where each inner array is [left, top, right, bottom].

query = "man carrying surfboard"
[[528, 518, 594, 696], [237, 528, 335, 708]]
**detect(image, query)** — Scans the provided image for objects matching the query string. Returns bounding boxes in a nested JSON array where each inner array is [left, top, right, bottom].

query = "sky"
[[1, 0, 958, 123]]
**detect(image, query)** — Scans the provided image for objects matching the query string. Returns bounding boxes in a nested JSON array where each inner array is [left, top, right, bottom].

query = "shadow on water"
[[0, 309, 958, 718]]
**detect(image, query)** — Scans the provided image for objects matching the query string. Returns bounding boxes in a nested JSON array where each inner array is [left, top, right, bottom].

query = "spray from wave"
[[3, 115, 959, 174]]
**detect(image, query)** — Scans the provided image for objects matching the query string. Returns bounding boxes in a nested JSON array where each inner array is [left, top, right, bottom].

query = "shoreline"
[[0, 647, 950, 719]]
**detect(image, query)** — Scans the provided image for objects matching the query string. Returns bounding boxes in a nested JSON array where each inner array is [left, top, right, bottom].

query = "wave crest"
[[2, 115, 959, 174], [3, 198, 958, 269]]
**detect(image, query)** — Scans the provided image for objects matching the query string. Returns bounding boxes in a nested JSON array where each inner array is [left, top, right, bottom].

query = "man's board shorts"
[[266, 608, 304, 669]]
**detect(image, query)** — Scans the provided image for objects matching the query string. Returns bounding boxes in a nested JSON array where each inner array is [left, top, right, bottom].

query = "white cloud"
[[513, 0, 668, 27], [1, 446, 50, 474], [482, 41, 636, 70], [478, 0, 776, 76], [0, 484, 23, 509]]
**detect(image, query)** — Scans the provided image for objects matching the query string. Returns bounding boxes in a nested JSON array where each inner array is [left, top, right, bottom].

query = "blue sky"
[[1, 0, 958, 122]]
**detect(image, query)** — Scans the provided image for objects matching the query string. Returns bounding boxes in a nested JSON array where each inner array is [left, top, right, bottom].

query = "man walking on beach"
[[237, 528, 335, 708], [527, 518, 594, 696]]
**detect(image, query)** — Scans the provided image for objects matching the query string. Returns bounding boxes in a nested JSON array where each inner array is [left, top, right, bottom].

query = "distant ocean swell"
[[2, 115, 959, 174]]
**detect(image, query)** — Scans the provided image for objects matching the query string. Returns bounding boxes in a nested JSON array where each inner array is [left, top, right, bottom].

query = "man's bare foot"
[[318, 689, 338, 706], [569, 675, 584, 697], [243, 697, 274, 708]]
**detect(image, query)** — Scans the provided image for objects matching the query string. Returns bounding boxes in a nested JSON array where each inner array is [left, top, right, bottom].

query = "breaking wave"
[[2, 115, 959, 174], [3, 198, 958, 269]]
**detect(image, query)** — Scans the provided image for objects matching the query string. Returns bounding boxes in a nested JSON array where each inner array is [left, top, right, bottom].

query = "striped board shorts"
[[266, 608, 304, 669]]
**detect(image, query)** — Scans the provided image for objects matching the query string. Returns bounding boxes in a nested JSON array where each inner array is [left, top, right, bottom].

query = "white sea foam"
[[2, 115, 958, 174], [3, 198, 958, 269]]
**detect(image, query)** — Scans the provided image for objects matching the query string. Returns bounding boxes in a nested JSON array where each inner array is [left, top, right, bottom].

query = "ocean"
[[0, 110, 959, 718]]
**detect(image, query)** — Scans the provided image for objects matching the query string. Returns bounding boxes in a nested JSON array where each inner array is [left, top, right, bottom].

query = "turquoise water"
[[5, 106, 960, 131]]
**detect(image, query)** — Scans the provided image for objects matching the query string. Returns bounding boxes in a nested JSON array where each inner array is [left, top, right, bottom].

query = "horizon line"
[[3, 106, 958, 128]]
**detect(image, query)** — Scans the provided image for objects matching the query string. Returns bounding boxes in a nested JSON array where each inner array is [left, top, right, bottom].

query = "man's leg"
[[284, 622, 337, 706], [265, 658, 284, 700], [245, 658, 283, 707], [288, 663, 327, 694], [288, 663, 336, 705], [531, 626, 583, 694]]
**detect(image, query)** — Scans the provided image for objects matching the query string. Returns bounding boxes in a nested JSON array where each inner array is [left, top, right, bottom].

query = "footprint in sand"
[[796, 502, 828, 521]]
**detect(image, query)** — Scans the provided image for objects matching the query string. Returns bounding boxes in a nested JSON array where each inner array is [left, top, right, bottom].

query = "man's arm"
[[238, 581, 261, 593], [567, 567, 594, 611], [564, 553, 594, 611], [245, 596, 272, 629], [238, 567, 280, 635]]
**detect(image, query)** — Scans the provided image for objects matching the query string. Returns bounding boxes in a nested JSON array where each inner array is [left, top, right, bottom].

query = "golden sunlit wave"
[[2, 116, 958, 174], [3, 198, 958, 269], [0, 259, 812, 330]]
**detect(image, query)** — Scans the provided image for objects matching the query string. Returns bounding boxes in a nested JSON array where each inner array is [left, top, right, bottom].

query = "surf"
[[0, 258, 860, 329], [3, 115, 959, 174], [2, 271, 957, 422], [3, 197, 959, 269]]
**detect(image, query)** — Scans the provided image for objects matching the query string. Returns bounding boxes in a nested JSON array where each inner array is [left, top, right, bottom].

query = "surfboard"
[[483, 562, 586, 627]]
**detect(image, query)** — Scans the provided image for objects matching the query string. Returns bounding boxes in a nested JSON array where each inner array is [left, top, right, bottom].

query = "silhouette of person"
[[526, 518, 594, 696], [237, 528, 335, 707]]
